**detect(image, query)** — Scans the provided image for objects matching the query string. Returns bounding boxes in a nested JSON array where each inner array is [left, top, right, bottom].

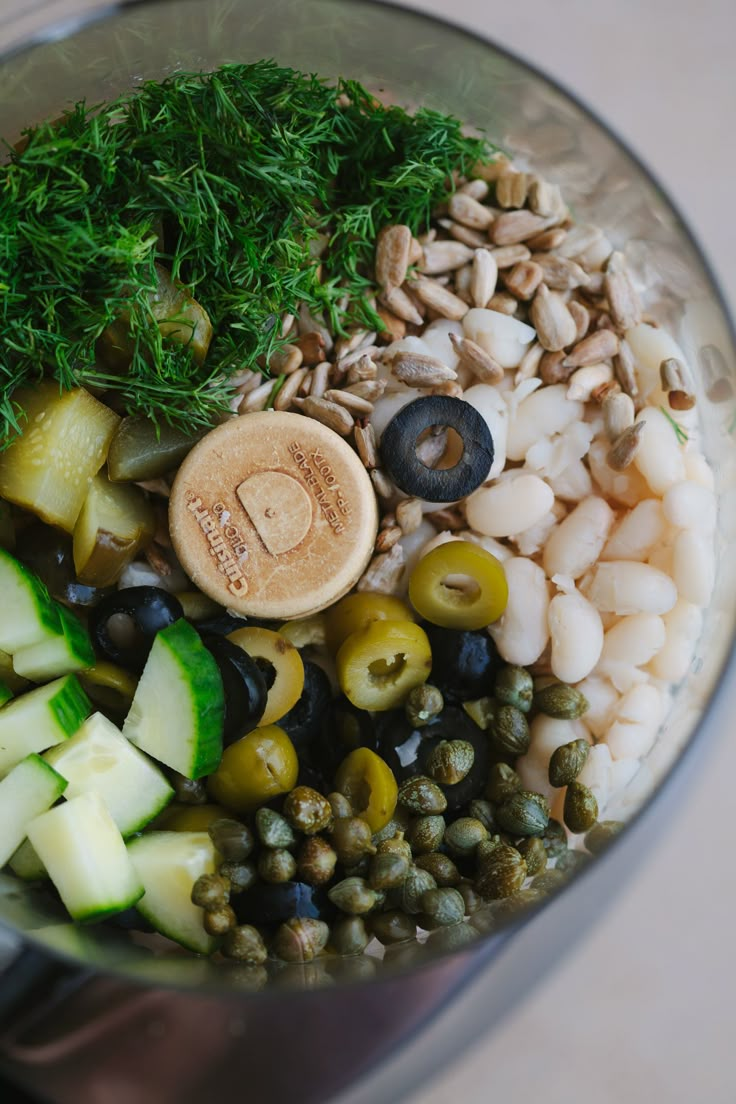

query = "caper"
[[542, 818, 568, 859], [329, 816, 376, 864], [397, 775, 447, 815], [489, 704, 530, 757], [401, 866, 437, 914], [494, 665, 534, 713], [271, 917, 330, 963], [203, 904, 237, 936], [555, 849, 589, 875], [296, 836, 338, 886], [191, 872, 231, 910], [444, 817, 489, 857], [584, 819, 623, 854], [476, 843, 527, 900], [415, 852, 461, 887], [426, 740, 475, 786], [219, 860, 257, 893], [496, 790, 550, 837], [476, 835, 505, 865], [516, 836, 548, 877], [462, 696, 495, 730], [493, 887, 544, 920], [419, 887, 465, 927], [468, 799, 496, 832], [534, 682, 589, 719], [370, 909, 416, 945], [563, 781, 599, 834], [257, 848, 298, 884], [405, 683, 444, 728], [342, 855, 372, 880], [223, 924, 267, 964], [255, 808, 298, 850], [457, 880, 482, 916], [330, 914, 370, 956], [369, 851, 410, 890], [428, 921, 478, 954], [376, 832, 413, 864], [548, 739, 590, 788], [328, 791, 353, 819], [172, 772, 208, 805], [372, 807, 411, 844], [328, 877, 378, 915], [208, 818, 255, 862], [406, 815, 446, 855], [486, 762, 522, 805], [283, 786, 333, 836], [531, 868, 568, 893]]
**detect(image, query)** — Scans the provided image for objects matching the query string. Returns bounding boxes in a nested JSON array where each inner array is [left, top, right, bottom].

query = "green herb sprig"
[[0, 60, 493, 439]]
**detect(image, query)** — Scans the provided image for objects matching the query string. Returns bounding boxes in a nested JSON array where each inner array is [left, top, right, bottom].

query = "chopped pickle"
[[73, 472, 156, 586], [99, 263, 213, 371], [0, 384, 119, 533], [0, 649, 30, 694], [107, 416, 204, 483]]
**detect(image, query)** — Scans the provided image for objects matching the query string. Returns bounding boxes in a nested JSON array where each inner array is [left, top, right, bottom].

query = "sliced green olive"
[[325, 593, 414, 655], [78, 661, 138, 713], [408, 541, 508, 630], [157, 803, 229, 831], [335, 748, 398, 833], [208, 725, 298, 813], [336, 619, 431, 711], [227, 626, 305, 726]]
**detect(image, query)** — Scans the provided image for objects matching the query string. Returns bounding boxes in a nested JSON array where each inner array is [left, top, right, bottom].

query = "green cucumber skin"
[[160, 620, 224, 777], [74, 889, 145, 924], [22, 752, 68, 795], [50, 676, 93, 735], [123, 786, 174, 837], [0, 681, 13, 707], [0, 549, 61, 649], [56, 605, 95, 668]]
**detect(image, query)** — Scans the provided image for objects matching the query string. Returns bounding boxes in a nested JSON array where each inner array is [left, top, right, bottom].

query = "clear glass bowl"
[[0, 0, 734, 1001]]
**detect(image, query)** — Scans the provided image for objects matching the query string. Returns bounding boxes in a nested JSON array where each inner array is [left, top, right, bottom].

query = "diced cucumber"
[[27, 792, 143, 922], [123, 619, 224, 779], [0, 754, 67, 868], [9, 837, 48, 881], [0, 682, 13, 707], [0, 675, 91, 778], [0, 548, 61, 652], [13, 603, 94, 681], [45, 712, 173, 836], [127, 831, 219, 954]]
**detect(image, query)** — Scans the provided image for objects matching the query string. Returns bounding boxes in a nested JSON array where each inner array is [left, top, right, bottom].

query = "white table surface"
[[400, 1, 736, 1102]]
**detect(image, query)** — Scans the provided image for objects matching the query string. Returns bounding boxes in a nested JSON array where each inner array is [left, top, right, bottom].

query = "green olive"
[[157, 803, 229, 831], [78, 661, 137, 714], [334, 748, 398, 833], [208, 725, 298, 813], [325, 592, 414, 654], [227, 626, 304, 725], [336, 620, 431, 711], [408, 541, 508, 630]]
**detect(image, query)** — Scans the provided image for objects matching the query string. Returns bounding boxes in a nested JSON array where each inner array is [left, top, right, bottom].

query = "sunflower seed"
[[408, 237, 424, 265], [268, 343, 304, 375], [239, 380, 273, 413], [375, 525, 403, 553], [459, 178, 490, 201], [613, 339, 639, 399], [491, 211, 550, 246], [526, 226, 568, 252], [309, 360, 331, 399], [357, 543, 405, 595], [302, 396, 354, 436], [426, 506, 465, 531], [355, 423, 379, 469], [438, 218, 489, 249], [454, 264, 473, 303], [347, 355, 378, 384], [602, 390, 635, 441], [502, 260, 544, 300], [557, 224, 603, 259], [469, 248, 499, 308], [449, 333, 504, 384], [539, 350, 574, 384], [515, 341, 544, 384], [487, 292, 518, 315], [375, 306, 407, 345], [532, 253, 590, 291], [380, 285, 424, 325], [408, 275, 469, 320], [603, 251, 642, 331], [527, 177, 564, 218], [566, 363, 614, 402], [337, 345, 381, 373], [391, 352, 457, 387], [420, 241, 474, 274], [345, 379, 387, 401], [496, 171, 528, 209], [375, 224, 412, 290], [471, 156, 512, 182], [607, 421, 646, 471], [274, 367, 309, 411], [491, 244, 532, 268], [294, 331, 326, 366], [396, 497, 423, 535], [563, 329, 619, 368], [429, 380, 464, 399], [323, 389, 373, 416], [448, 192, 495, 230], [530, 284, 577, 351], [569, 300, 591, 342], [668, 390, 696, 411]]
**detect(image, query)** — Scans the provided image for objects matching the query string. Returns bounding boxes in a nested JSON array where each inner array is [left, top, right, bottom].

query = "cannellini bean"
[[606, 721, 657, 760], [608, 756, 641, 796], [648, 599, 703, 681], [463, 383, 508, 478], [420, 319, 463, 371], [462, 308, 535, 368], [516, 715, 589, 802], [663, 481, 717, 533], [488, 556, 550, 666], [599, 613, 666, 667], [506, 385, 583, 462], [547, 458, 594, 503], [587, 561, 677, 615], [588, 439, 650, 507], [548, 590, 604, 683], [577, 743, 612, 814], [417, 530, 461, 561], [566, 363, 614, 402], [543, 496, 614, 579], [646, 539, 675, 576], [459, 530, 514, 562], [633, 406, 686, 496], [683, 450, 715, 490], [625, 323, 689, 398], [513, 509, 560, 558], [604, 683, 663, 761], [370, 389, 414, 440], [576, 676, 619, 740], [398, 519, 437, 578], [601, 499, 665, 562], [465, 474, 554, 538], [672, 530, 714, 606]]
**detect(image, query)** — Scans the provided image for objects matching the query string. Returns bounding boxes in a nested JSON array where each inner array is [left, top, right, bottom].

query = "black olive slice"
[[278, 660, 333, 749], [201, 634, 268, 742], [89, 587, 184, 670], [380, 395, 494, 501]]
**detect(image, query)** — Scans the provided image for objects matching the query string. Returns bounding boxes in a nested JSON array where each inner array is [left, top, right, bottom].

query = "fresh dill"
[[0, 60, 494, 440], [659, 405, 689, 445]]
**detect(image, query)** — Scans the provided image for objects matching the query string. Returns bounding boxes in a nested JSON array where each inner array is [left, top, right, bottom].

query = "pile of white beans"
[[370, 309, 714, 832]]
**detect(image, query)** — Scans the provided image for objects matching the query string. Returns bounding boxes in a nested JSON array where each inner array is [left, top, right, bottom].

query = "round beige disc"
[[169, 411, 378, 620]]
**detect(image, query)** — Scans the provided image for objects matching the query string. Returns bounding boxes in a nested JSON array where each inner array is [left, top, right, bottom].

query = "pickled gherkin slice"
[[73, 472, 155, 586], [107, 416, 204, 483]]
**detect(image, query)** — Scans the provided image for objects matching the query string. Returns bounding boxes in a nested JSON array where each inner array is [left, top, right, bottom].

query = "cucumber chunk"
[[27, 792, 144, 922], [13, 603, 95, 681], [9, 837, 48, 881], [0, 675, 91, 778], [127, 831, 219, 954], [0, 682, 13, 708], [123, 619, 224, 779], [0, 754, 67, 868], [45, 712, 174, 836], [0, 548, 61, 652]]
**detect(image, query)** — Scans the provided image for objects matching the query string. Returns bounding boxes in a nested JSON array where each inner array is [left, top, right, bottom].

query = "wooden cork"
[[169, 411, 378, 620]]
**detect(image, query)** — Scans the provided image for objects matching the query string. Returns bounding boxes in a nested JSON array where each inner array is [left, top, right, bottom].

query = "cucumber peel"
[[0, 675, 91, 778], [0, 753, 67, 868]]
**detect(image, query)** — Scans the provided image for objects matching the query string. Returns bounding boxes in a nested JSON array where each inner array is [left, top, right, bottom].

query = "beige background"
[[401, 1, 736, 1102]]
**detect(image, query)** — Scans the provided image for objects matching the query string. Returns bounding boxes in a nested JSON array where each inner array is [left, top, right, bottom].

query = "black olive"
[[201, 634, 267, 742], [15, 523, 111, 608], [424, 624, 500, 703], [380, 395, 493, 502], [278, 660, 333, 750], [231, 881, 334, 927], [89, 587, 184, 670], [195, 611, 250, 636], [308, 698, 379, 777]]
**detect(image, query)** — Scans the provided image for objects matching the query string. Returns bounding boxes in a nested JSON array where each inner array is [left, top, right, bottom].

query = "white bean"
[[547, 458, 594, 503], [420, 319, 463, 371], [605, 682, 663, 760], [587, 561, 677, 615], [576, 676, 619, 740], [606, 721, 657, 760], [465, 473, 554, 538], [543, 496, 614, 579], [608, 756, 641, 795], [601, 499, 665, 562], [566, 363, 613, 402], [513, 509, 560, 558], [417, 531, 461, 560], [588, 439, 650, 507], [458, 530, 514, 562], [463, 383, 508, 479], [646, 539, 675, 576], [663, 480, 717, 533], [599, 613, 666, 667], [505, 385, 583, 462], [462, 308, 535, 369], [488, 557, 550, 666], [370, 389, 414, 440], [672, 530, 714, 606], [398, 520, 437, 579], [548, 590, 604, 683], [516, 715, 588, 802], [647, 598, 703, 681], [683, 451, 715, 489], [633, 406, 686, 496], [625, 322, 689, 399], [577, 743, 612, 814]]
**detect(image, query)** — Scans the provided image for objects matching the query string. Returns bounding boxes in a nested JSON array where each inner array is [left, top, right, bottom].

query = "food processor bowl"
[[0, 1, 734, 1101]]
